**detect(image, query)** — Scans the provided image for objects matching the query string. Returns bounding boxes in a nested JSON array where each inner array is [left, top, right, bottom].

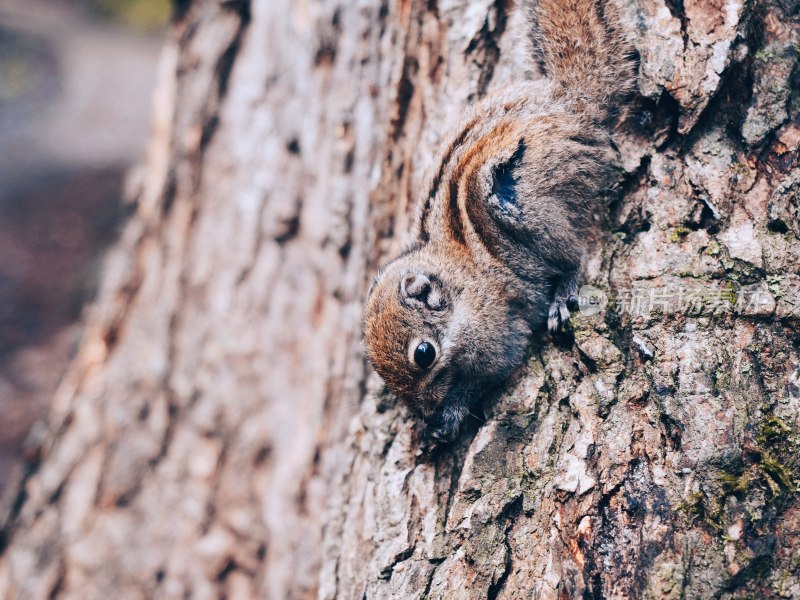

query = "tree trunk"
[[2, 0, 799, 598]]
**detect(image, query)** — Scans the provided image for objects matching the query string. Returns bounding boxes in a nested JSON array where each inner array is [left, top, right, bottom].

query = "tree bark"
[[1, 0, 799, 598]]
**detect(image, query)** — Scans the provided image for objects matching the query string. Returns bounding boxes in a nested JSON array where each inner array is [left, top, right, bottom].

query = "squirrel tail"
[[529, 0, 636, 118]]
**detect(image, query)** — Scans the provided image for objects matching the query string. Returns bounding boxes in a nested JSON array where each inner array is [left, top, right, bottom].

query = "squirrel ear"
[[401, 273, 445, 310], [401, 273, 431, 299], [491, 138, 526, 209]]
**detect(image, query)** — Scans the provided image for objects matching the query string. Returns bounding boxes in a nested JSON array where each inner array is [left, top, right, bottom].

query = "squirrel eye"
[[413, 342, 436, 369]]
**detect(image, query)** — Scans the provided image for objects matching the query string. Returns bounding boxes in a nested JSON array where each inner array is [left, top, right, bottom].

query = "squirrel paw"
[[547, 298, 573, 333], [548, 277, 580, 333], [423, 401, 469, 445]]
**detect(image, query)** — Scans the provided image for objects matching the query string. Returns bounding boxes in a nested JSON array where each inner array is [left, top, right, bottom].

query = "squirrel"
[[363, 0, 636, 443]]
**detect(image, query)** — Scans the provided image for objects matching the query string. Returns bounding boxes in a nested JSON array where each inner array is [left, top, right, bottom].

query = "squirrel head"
[[363, 246, 531, 441]]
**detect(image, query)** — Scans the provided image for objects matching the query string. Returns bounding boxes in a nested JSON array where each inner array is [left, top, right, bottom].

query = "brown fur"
[[364, 0, 635, 442]]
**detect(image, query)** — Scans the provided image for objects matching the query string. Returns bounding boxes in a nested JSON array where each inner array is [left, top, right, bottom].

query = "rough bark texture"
[[1, 0, 799, 598]]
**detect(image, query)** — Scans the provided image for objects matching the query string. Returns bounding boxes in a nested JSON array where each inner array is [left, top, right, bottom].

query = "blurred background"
[[0, 0, 168, 493]]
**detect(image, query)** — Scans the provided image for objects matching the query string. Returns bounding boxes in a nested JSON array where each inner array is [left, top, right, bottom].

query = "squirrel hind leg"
[[547, 271, 581, 333]]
